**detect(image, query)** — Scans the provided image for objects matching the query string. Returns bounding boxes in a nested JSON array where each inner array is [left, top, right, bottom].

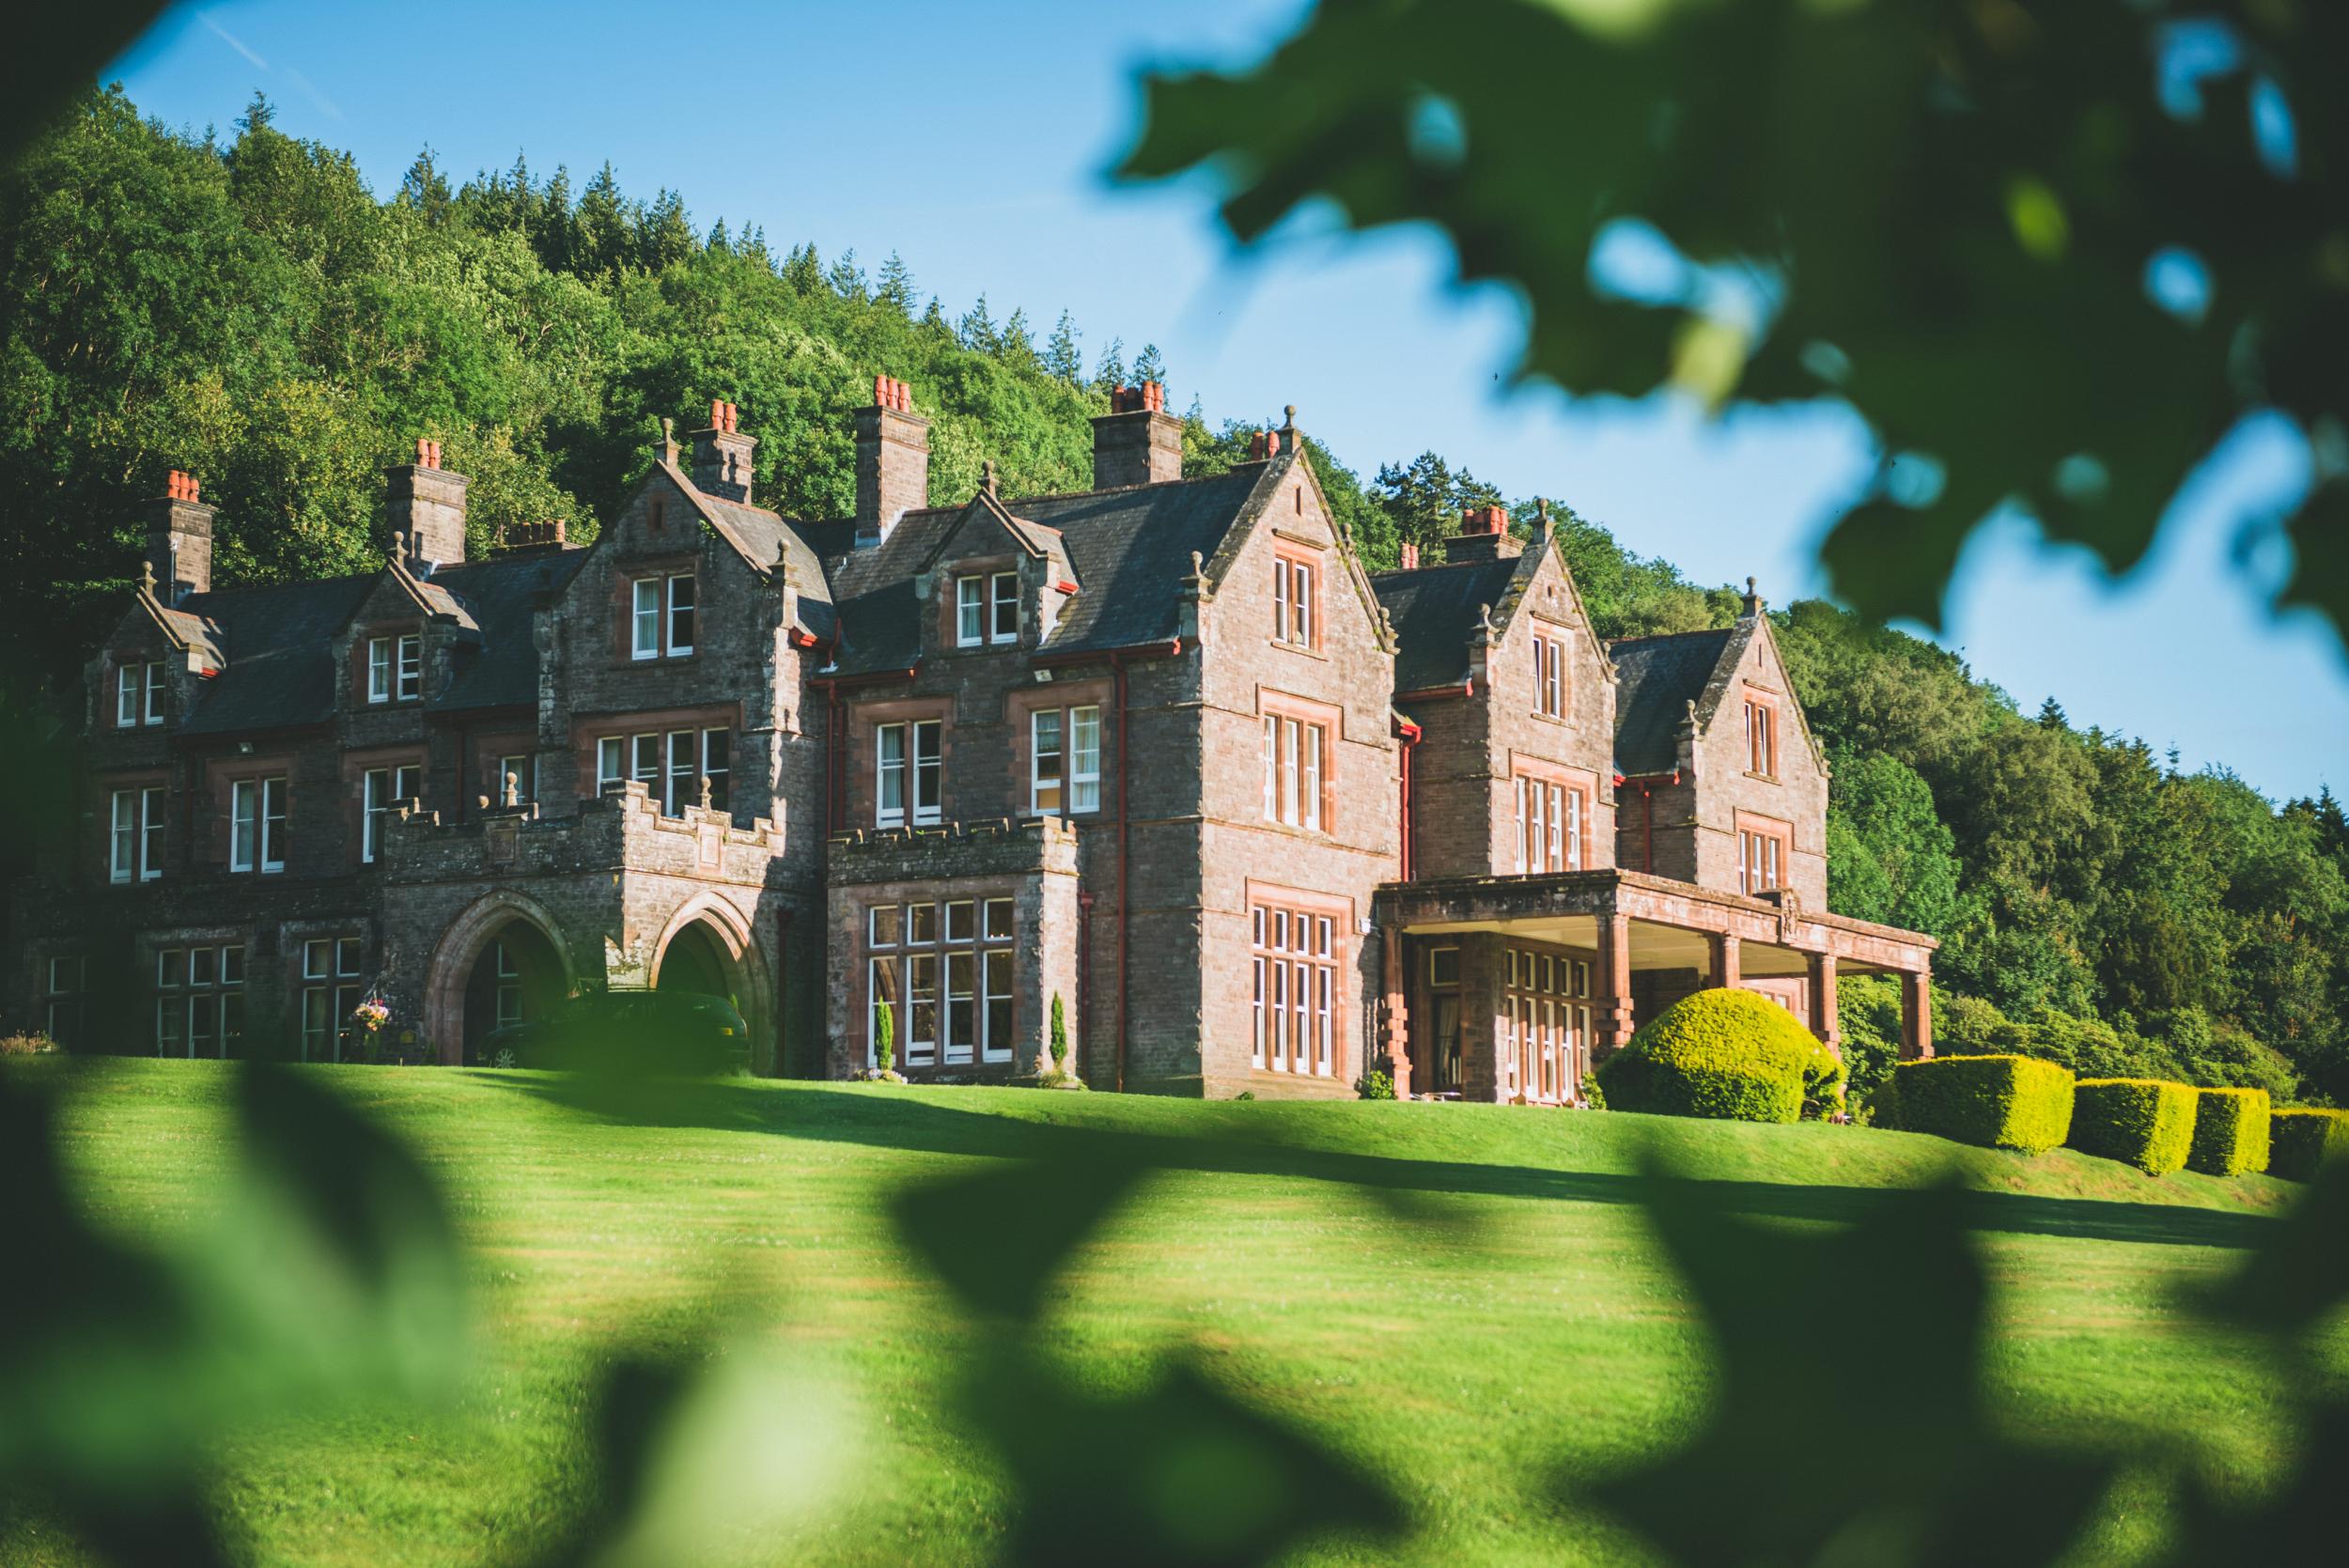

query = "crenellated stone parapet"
[[824, 814, 1080, 888]]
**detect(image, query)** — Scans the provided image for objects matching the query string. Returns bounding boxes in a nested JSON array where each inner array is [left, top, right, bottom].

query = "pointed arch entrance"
[[649, 893, 770, 1069], [423, 890, 576, 1063]]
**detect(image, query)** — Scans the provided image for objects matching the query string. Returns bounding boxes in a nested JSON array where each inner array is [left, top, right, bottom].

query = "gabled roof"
[[917, 489, 1065, 573], [1369, 557, 1520, 692], [1607, 627, 1735, 775], [660, 461, 838, 643], [817, 463, 1277, 677]]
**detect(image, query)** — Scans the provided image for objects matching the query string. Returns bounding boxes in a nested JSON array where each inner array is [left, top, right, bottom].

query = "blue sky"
[[108, 1, 2347, 800]]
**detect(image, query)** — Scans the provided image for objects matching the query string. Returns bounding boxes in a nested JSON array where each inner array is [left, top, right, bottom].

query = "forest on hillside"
[[4, 89, 2344, 1101]]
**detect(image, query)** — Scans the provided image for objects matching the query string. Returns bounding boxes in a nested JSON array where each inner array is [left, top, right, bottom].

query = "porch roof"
[[1374, 868, 1936, 977]]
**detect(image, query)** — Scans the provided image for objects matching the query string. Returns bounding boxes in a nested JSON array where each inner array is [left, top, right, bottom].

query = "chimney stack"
[[1091, 381, 1182, 489], [855, 375, 929, 546], [387, 439, 470, 574], [1443, 504, 1522, 564], [145, 469, 216, 601], [496, 519, 568, 554], [691, 398, 757, 505]]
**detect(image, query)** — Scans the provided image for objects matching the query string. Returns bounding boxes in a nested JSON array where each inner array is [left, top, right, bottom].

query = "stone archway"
[[647, 893, 770, 1067], [423, 890, 577, 1064]]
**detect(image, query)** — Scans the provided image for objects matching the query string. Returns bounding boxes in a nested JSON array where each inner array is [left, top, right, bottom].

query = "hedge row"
[[2270, 1109, 2349, 1182], [2186, 1088, 2271, 1178], [1890, 1055, 2074, 1154], [1595, 989, 1845, 1125], [2069, 1079, 2199, 1175]]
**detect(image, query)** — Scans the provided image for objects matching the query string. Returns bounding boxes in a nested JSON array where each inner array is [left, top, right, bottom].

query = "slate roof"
[[176, 575, 378, 736], [1608, 628, 1735, 775], [1368, 558, 1521, 693], [170, 550, 586, 734], [817, 464, 1274, 677], [429, 550, 590, 712], [679, 481, 838, 643]]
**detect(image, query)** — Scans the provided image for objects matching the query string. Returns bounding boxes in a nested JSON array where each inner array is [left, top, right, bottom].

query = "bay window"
[[870, 894, 1014, 1068], [1251, 898, 1337, 1077]]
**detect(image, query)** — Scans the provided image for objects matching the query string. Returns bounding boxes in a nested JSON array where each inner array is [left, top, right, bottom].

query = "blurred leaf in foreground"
[[1119, 0, 2349, 649], [1580, 1169, 2112, 1567]]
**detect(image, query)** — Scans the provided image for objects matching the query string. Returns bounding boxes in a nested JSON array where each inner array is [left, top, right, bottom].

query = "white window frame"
[[597, 736, 625, 794], [259, 776, 287, 874], [144, 661, 165, 725], [109, 789, 136, 883], [876, 722, 907, 828], [1274, 557, 1315, 647], [397, 633, 422, 701], [1261, 712, 1328, 831], [631, 579, 662, 660], [140, 785, 164, 881], [667, 573, 696, 657], [1031, 708, 1063, 815], [1069, 706, 1101, 814], [665, 730, 694, 815], [363, 767, 418, 862], [701, 728, 729, 813], [117, 663, 139, 726], [367, 637, 393, 703], [911, 719, 942, 825], [956, 576, 984, 647], [230, 780, 257, 873], [989, 571, 1019, 644], [497, 753, 535, 805]]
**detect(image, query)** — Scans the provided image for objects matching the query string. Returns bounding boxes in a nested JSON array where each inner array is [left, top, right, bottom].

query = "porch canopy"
[[1372, 869, 1937, 1102]]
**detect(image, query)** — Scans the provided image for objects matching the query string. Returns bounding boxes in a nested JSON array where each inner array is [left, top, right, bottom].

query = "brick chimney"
[[145, 469, 215, 601], [691, 399, 756, 505], [1443, 505, 1522, 564], [1091, 381, 1182, 489], [387, 439, 469, 574], [855, 376, 929, 546]]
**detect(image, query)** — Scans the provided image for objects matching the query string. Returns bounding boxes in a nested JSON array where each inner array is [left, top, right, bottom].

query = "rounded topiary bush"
[[1595, 988, 1843, 1125]]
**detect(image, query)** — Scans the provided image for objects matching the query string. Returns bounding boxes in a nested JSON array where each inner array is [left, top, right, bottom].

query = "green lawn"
[[18, 1060, 2344, 1565]]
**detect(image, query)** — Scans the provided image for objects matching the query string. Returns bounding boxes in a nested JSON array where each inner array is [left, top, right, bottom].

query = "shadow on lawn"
[[473, 1073, 2279, 1252]]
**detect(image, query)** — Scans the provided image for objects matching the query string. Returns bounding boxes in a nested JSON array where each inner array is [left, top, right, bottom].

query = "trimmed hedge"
[[2069, 1079, 2198, 1175], [2269, 1109, 2349, 1182], [1891, 1054, 2074, 1154], [2186, 1087, 2271, 1177], [1595, 988, 1843, 1125]]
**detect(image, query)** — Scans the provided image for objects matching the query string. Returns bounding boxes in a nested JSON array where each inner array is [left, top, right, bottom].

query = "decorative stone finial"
[[1190, 550, 1205, 575], [983, 458, 999, 495], [1477, 601, 1495, 641], [139, 560, 156, 594], [698, 774, 713, 811], [1283, 403, 1298, 429], [503, 771, 520, 808]]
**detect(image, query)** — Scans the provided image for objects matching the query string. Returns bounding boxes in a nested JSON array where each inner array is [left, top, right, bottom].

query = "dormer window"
[[1273, 554, 1316, 648], [367, 634, 422, 703], [631, 574, 695, 660], [117, 661, 164, 727], [957, 573, 1019, 646]]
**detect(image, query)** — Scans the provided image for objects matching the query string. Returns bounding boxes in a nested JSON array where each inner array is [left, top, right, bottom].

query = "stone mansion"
[[9, 381, 1937, 1098]]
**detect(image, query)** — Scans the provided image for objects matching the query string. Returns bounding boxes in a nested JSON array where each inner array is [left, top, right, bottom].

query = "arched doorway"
[[656, 921, 735, 1006], [421, 890, 576, 1064], [648, 896, 769, 1069], [463, 920, 565, 1063]]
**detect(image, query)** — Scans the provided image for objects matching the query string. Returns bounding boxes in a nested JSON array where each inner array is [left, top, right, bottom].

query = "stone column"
[[1379, 927, 1412, 1098], [1899, 967, 1934, 1060], [1594, 911, 1636, 1062], [1806, 950, 1841, 1058], [1706, 931, 1742, 990]]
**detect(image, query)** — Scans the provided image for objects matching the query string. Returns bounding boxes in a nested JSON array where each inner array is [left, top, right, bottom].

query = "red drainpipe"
[[1112, 649, 1131, 1094], [1394, 717, 1422, 880]]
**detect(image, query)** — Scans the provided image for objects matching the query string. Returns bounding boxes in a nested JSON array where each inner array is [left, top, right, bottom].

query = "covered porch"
[[1371, 870, 1937, 1104]]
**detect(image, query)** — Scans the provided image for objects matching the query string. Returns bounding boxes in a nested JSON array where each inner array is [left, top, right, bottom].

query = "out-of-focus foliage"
[[1118, 0, 2349, 653]]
